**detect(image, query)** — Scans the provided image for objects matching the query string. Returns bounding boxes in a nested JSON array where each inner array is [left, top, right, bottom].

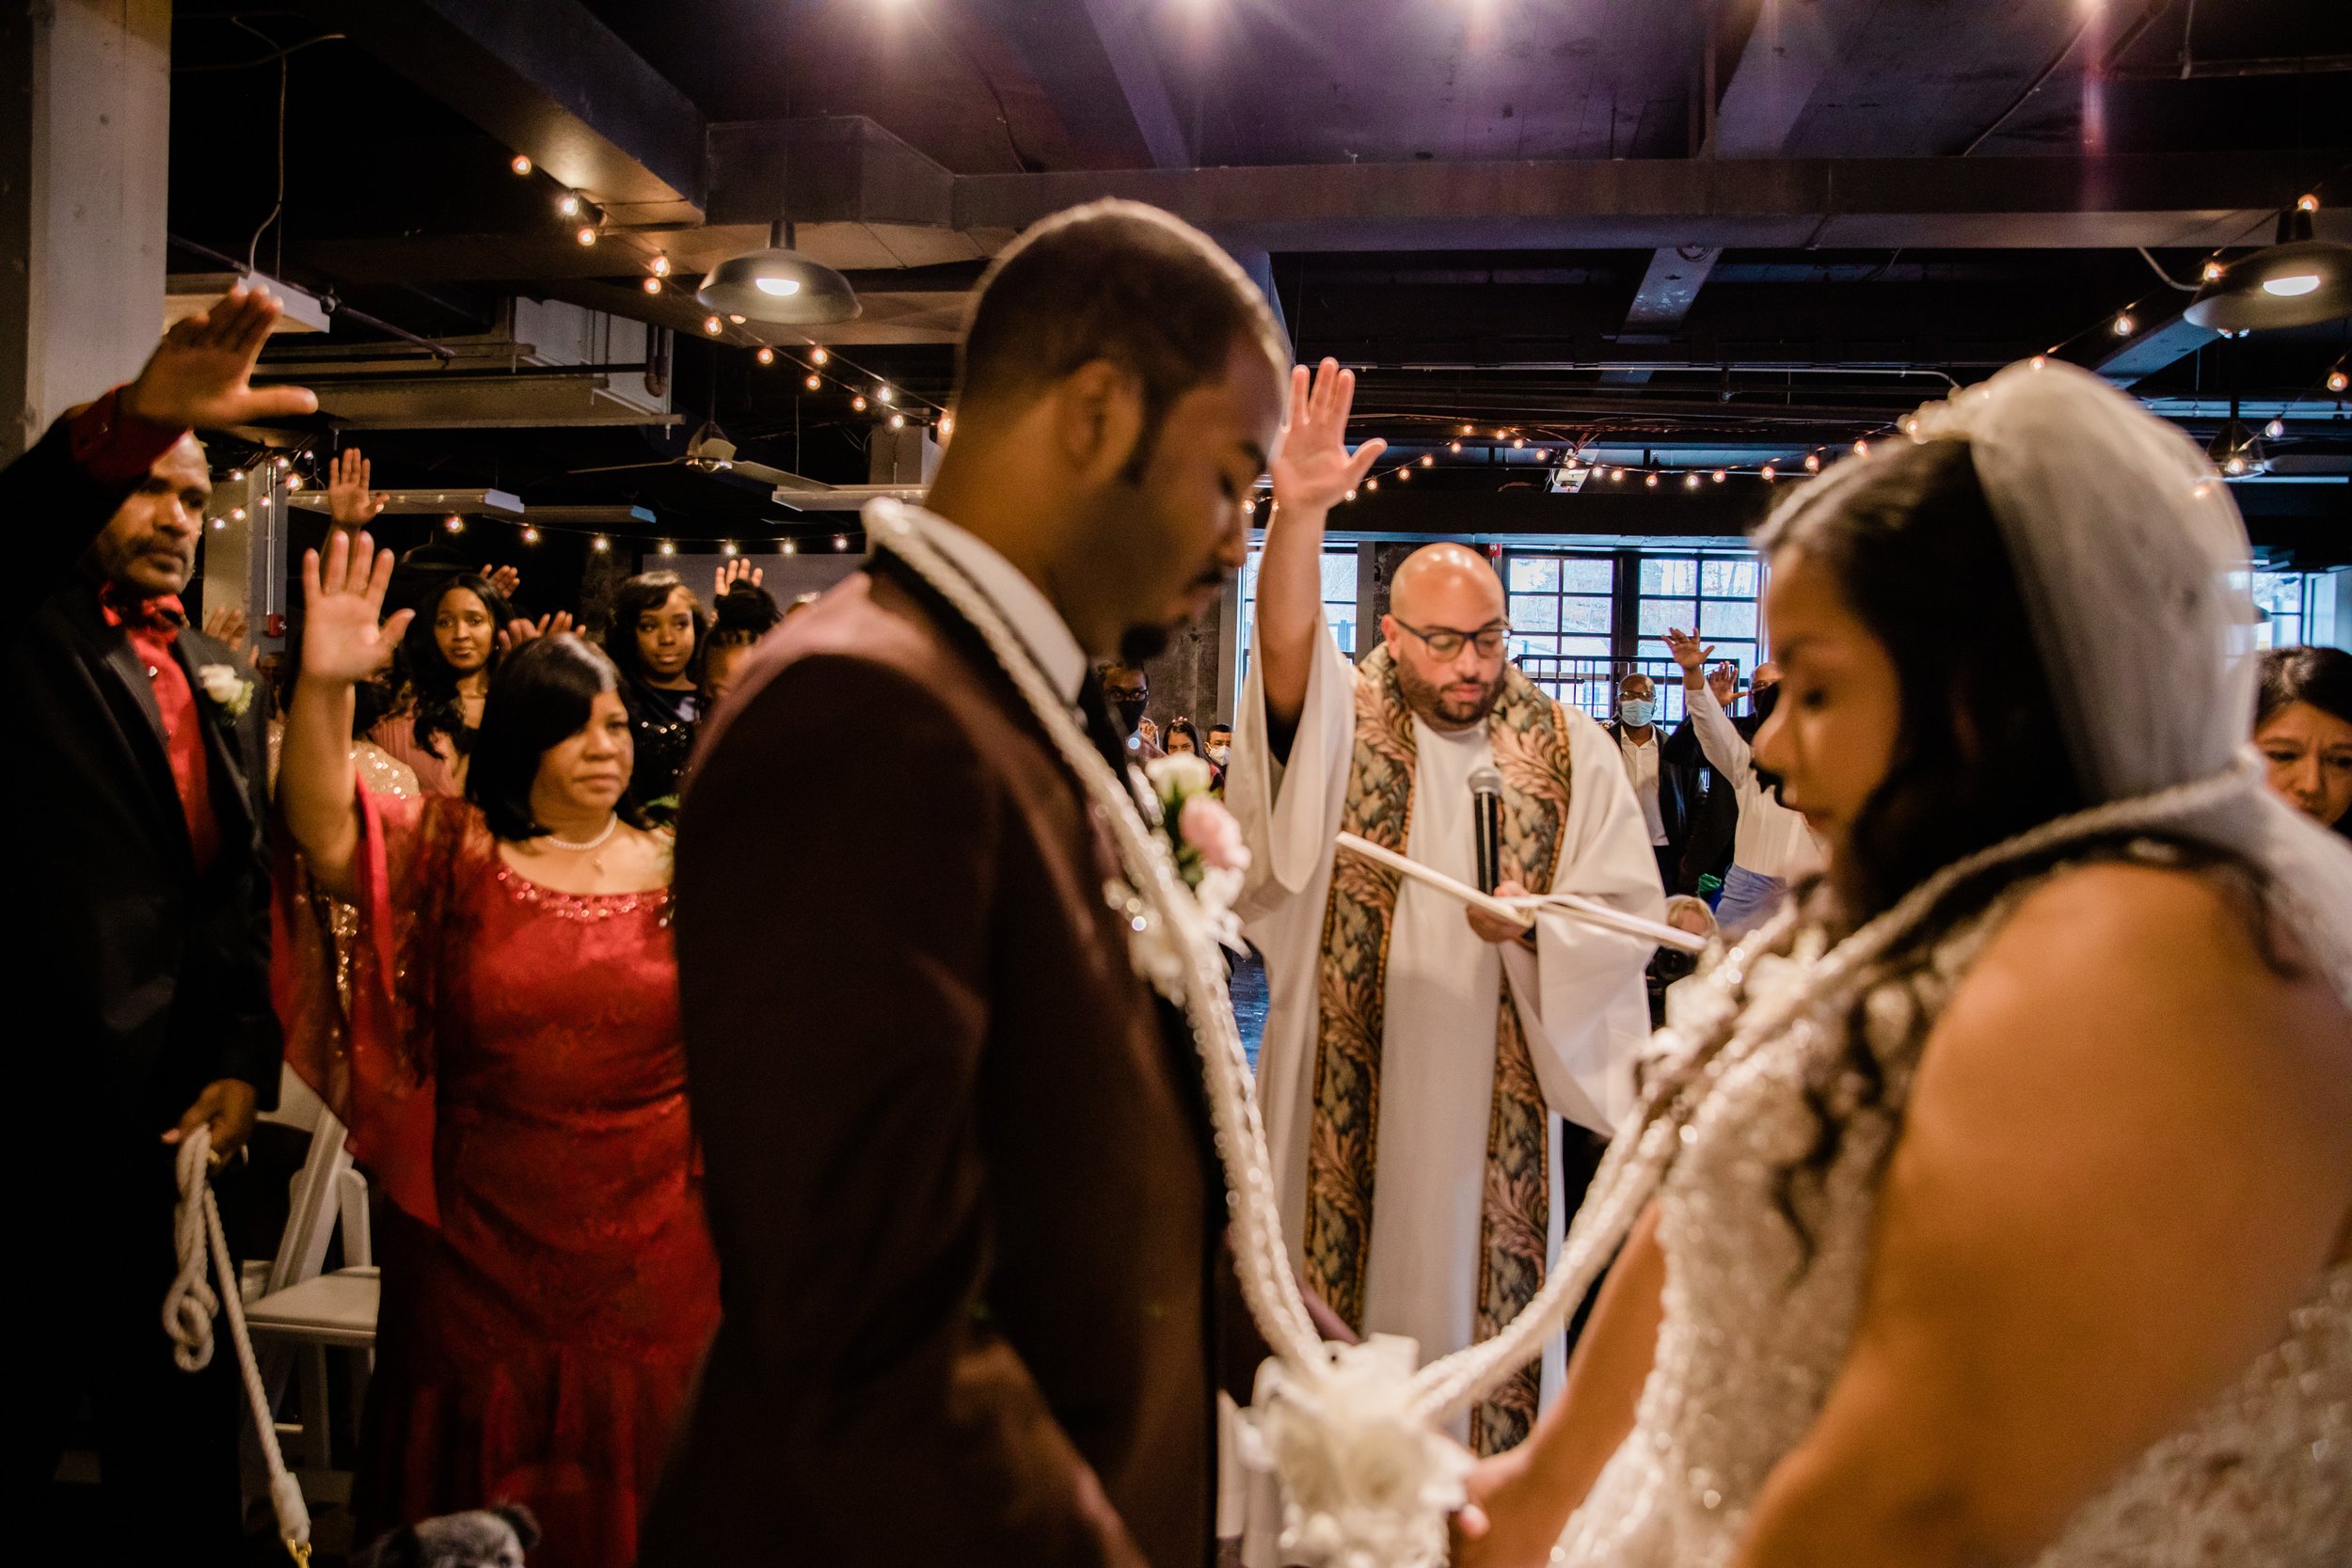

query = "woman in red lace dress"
[[275, 531, 718, 1568]]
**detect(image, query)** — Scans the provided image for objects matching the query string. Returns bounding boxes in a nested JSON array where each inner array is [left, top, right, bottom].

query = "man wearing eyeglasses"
[[1224, 362, 1663, 1481]]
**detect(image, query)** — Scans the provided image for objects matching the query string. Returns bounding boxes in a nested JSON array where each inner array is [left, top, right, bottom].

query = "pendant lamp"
[[2185, 201, 2352, 333], [696, 220, 860, 326]]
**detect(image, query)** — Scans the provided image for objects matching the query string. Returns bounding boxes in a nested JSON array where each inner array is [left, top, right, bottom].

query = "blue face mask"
[[1619, 698, 1657, 728]]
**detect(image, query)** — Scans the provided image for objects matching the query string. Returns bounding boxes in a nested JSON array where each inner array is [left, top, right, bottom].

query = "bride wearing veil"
[[1453, 359, 2352, 1567]]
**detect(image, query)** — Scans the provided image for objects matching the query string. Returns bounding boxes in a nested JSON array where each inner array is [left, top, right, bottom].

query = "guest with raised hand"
[[276, 530, 718, 1568], [326, 445, 388, 532], [6, 284, 314, 1567], [367, 570, 515, 796], [1663, 626, 1825, 935], [2254, 645, 2352, 840], [601, 569, 708, 812], [700, 561, 782, 708]]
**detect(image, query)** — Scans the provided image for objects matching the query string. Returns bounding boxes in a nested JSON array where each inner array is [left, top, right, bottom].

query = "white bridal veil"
[[1908, 356, 2352, 1006]]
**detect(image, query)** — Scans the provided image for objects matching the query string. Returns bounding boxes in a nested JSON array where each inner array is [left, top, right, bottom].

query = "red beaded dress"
[[277, 791, 718, 1568]]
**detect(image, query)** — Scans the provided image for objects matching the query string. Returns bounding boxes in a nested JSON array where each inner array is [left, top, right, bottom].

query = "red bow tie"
[[100, 587, 187, 641]]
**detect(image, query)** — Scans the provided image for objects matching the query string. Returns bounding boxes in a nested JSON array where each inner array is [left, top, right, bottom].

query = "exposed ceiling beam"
[[1077, 0, 1189, 167], [969, 0, 1186, 169], [955, 152, 2349, 253], [302, 0, 707, 224]]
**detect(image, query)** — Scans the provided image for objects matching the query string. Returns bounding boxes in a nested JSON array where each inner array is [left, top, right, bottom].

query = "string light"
[[574, 225, 599, 247], [722, 540, 739, 556], [1760, 465, 1777, 482], [284, 472, 304, 491], [230, 506, 246, 520], [443, 515, 464, 532], [2329, 368, 2350, 394], [852, 394, 867, 411], [727, 313, 747, 325], [2111, 311, 2136, 336], [642, 276, 662, 294], [1419, 454, 1433, 467], [210, 516, 225, 531], [1682, 472, 1700, 489], [1533, 449, 1547, 462], [804, 372, 821, 389], [1365, 477, 1379, 491], [659, 540, 676, 555], [877, 386, 895, 404], [228, 467, 244, 482], [557, 193, 581, 217], [1852, 439, 1869, 457], [2265, 417, 2286, 438], [592, 535, 610, 552], [810, 347, 831, 366], [781, 539, 797, 555], [521, 527, 541, 544], [939, 412, 955, 437], [2202, 260, 2225, 283], [1511, 436, 1525, 448], [1493, 428, 1509, 439], [1449, 440, 1462, 453], [1804, 453, 1821, 473], [1644, 470, 1659, 489], [1343, 488, 1358, 502], [756, 346, 776, 366], [510, 153, 533, 177], [834, 534, 849, 550], [1459, 423, 1473, 436], [2297, 193, 2320, 214], [1712, 468, 1726, 483], [275, 456, 290, 471], [703, 316, 723, 335], [649, 254, 672, 277], [889, 412, 906, 429]]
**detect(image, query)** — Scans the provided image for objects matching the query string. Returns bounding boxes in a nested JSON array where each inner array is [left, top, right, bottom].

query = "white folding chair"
[[241, 1065, 379, 1496]]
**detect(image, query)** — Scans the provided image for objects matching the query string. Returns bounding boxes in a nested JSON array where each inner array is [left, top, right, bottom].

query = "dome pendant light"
[[696, 219, 860, 326], [2185, 199, 2352, 333]]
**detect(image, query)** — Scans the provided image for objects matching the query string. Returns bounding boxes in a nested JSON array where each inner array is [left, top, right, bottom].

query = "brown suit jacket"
[[640, 554, 1232, 1568]]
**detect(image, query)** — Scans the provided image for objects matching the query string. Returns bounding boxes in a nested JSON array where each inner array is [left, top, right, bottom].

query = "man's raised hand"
[[327, 447, 388, 530], [715, 559, 763, 596], [122, 286, 318, 431], [299, 530, 411, 687], [1661, 627, 1713, 676], [1268, 358, 1387, 521]]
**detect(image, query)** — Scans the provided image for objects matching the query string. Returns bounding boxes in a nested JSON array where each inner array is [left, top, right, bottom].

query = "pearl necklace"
[[544, 815, 619, 870]]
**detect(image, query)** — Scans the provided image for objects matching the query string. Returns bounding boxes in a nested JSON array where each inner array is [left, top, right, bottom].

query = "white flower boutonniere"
[[1103, 753, 1254, 1002], [195, 663, 254, 720]]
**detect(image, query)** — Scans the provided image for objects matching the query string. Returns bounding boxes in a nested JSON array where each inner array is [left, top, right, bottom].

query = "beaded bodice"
[[1558, 868, 2352, 1568]]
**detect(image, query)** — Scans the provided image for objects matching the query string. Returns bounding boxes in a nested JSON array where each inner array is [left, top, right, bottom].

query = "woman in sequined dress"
[[276, 531, 718, 1568], [602, 569, 709, 812], [1455, 362, 2352, 1568]]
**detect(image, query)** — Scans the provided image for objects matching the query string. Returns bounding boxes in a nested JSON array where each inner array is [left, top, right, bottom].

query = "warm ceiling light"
[[1365, 476, 1379, 491], [2201, 260, 2225, 283], [443, 515, 464, 532], [804, 373, 821, 389], [1419, 454, 1433, 467], [1682, 472, 1699, 489], [660, 540, 676, 555], [695, 220, 860, 325], [2111, 311, 2136, 336], [650, 254, 672, 277], [1644, 470, 1659, 488], [2329, 369, 2350, 393], [2186, 204, 2352, 331], [575, 225, 599, 246], [1804, 453, 1821, 472], [592, 535, 610, 552], [1712, 468, 1726, 483], [521, 527, 540, 544], [2297, 194, 2321, 214], [1449, 440, 1462, 453], [703, 316, 723, 335], [889, 412, 906, 429], [510, 153, 533, 177], [876, 386, 895, 404], [1760, 465, 1777, 482], [2265, 416, 2286, 438], [556, 192, 580, 216], [755, 346, 776, 366], [811, 347, 831, 366], [641, 276, 662, 294], [852, 394, 867, 411]]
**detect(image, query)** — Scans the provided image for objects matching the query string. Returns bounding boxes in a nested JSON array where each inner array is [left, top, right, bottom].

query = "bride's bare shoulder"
[[1941, 856, 2352, 1100]]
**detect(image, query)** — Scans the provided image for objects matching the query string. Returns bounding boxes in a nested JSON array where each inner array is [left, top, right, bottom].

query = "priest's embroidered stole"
[[1306, 641, 1574, 1454]]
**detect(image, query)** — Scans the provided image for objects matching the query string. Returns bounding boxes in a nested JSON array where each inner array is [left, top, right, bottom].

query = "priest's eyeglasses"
[[1392, 618, 1510, 659]]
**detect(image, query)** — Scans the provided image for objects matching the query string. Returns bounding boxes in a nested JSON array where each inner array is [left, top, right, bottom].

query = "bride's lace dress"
[[1559, 856, 2352, 1568]]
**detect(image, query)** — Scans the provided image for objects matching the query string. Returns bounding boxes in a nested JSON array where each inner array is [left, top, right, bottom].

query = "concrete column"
[[0, 0, 172, 461]]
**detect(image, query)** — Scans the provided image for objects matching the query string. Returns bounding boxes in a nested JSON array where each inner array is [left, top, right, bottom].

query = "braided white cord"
[[165, 1127, 313, 1561], [1407, 760, 2262, 1422], [872, 516, 1324, 1366]]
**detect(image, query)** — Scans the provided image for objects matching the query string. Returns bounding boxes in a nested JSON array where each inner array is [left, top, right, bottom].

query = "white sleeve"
[[1230, 609, 1358, 921], [1502, 708, 1668, 1134], [1686, 679, 1751, 781]]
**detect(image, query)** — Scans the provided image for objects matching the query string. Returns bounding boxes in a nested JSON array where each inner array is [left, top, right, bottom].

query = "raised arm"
[[282, 531, 413, 900], [1258, 359, 1385, 740], [1665, 628, 1750, 780]]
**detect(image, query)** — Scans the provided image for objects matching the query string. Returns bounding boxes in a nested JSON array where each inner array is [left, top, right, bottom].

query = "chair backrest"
[[265, 1065, 358, 1297]]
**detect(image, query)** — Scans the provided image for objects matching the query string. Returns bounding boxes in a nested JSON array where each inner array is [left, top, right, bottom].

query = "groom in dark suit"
[[644, 202, 1292, 1568], [2, 289, 316, 1564]]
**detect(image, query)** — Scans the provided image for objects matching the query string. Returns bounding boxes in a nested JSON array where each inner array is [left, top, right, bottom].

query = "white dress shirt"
[[1615, 724, 1668, 847], [883, 500, 1090, 706]]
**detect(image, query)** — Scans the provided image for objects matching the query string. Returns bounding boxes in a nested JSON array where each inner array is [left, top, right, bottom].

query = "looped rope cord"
[[164, 1126, 314, 1566]]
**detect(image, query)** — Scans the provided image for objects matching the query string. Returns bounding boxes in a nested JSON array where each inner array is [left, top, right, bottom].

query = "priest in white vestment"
[[1227, 362, 1664, 1458]]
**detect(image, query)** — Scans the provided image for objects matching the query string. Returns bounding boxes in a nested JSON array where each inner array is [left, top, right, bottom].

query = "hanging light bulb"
[[443, 515, 464, 532], [877, 385, 895, 404], [1396, 465, 1411, 481], [804, 372, 821, 389], [284, 472, 304, 492], [1682, 472, 1699, 489], [1804, 453, 1822, 473], [810, 347, 831, 366], [1419, 454, 1433, 467], [889, 412, 906, 429], [1760, 465, 1777, 482], [230, 506, 246, 521], [1448, 440, 1462, 453], [510, 153, 533, 177], [755, 346, 775, 366], [650, 254, 672, 278], [521, 527, 541, 544], [695, 220, 859, 325], [1644, 470, 1660, 489], [2202, 260, 2225, 283], [852, 394, 867, 412], [556, 192, 581, 217], [2265, 416, 2286, 438], [2112, 311, 2137, 336], [641, 276, 662, 294], [575, 225, 599, 247], [275, 455, 290, 471], [834, 534, 849, 550], [210, 516, 225, 531], [1712, 468, 1726, 483], [2329, 368, 2350, 394], [703, 316, 723, 336], [228, 467, 245, 482], [781, 538, 797, 555], [1343, 488, 1358, 502], [659, 540, 676, 556], [723, 541, 739, 556], [592, 535, 610, 553], [2298, 194, 2321, 214], [1460, 423, 1473, 436], [1512, 436, 1525, 449], [1852, 438, 1869, 457]]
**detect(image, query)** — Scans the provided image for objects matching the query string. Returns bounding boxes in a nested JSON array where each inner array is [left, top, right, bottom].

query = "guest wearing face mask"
[[1206, 720, 1232, 768], [1598, 671, 1688, 892], [1664, 629, 1826, 936]]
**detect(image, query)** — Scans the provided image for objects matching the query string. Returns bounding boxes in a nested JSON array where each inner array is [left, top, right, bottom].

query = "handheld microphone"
[[1469, 764, 1503, 894]]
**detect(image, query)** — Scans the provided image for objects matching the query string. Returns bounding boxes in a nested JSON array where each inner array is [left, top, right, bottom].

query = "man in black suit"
[[644, 201, 1294, 1568], [3, 289, 317, 1565]]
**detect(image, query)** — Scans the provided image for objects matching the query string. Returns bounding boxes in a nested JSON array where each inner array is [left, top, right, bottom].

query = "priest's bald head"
[[1382, 543, 1510, 732]]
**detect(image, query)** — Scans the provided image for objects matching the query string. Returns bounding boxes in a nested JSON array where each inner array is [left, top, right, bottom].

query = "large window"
[[1238, 546, 1359, 686], [2251, 569, 2326, 650], [1502, 547, 1765, 722]]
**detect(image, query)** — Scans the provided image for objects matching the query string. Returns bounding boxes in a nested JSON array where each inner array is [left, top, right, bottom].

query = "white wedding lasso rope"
[[874, 503, 2265, 1567], [163, 1126, 313, 1567]]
